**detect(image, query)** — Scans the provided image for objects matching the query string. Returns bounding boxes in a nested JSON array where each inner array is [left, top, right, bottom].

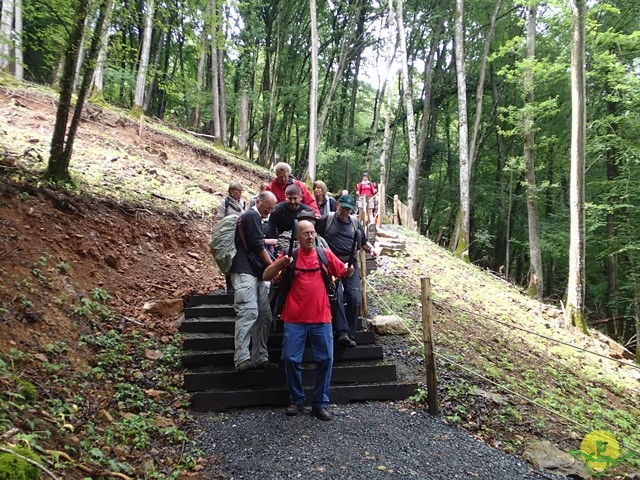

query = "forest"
[[1, 0, 639, 352]]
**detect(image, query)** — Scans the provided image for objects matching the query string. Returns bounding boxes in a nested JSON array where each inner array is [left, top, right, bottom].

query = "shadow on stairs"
[[181, 293, 418, 412]]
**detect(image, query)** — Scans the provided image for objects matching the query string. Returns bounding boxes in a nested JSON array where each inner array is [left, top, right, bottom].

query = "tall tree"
[[308, 0, 319, 181], [396, 0, 417, 225], [14, 0, 22, 80], [451, 0, 470, 259], [0, 0, 14, 72], [378, 0, 398, 225], [523, 2, 543, 299], [90, 0, 114, 100], [567, 0, 587, 332], [47, 0, 108, 181], [133, 0, 155, 113]]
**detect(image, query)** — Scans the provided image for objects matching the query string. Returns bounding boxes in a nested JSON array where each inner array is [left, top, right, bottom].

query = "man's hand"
[[343, 265, 355, 277]]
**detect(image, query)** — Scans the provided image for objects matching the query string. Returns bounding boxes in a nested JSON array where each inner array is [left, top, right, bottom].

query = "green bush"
[[0, 447, 41, 480]]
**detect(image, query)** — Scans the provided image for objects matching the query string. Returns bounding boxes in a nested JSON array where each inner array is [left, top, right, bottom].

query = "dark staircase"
[[181, 293, 418, 412]]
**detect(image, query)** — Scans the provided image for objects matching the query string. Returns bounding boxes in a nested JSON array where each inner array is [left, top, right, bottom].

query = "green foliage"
[[0, 447, 41, 480]]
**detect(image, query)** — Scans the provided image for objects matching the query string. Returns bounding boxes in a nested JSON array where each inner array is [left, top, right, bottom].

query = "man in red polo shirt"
[[263, 219, 353, 421]]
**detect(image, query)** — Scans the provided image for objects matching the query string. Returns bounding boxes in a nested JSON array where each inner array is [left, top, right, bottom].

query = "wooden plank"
[[190, 382, 419, 412], [187, 294, 233, 306], [183, 364, 398, 392], [182, 330, 377, 351], [181, 345, 384, 368], [184, 304, 235, 318], [179, 316, 236, 333]]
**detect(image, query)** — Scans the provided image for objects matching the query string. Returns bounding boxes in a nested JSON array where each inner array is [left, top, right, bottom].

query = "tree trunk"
[[73, 13, 91, 91], [0, 0, 14, 72], [238, 90, 249, 153], [48, 0, 107, 181], [47, 0, 91, 181], [451, 0, 470, 260], [605, 89, 619, 337], [218, 41, 228, 146], [378, 0, 398, 225], [468, 0, 502, 169], [396, 0, 417, 226], [308, 0, 318, 181], [523, 2, 543, 299], [144, 29, 165, 112], [13, 0, 22, 80], [91, 0, 114, 100], [192, 42, 207, 129], [566, 0, 587, 333], [133, 0, 155, 112]]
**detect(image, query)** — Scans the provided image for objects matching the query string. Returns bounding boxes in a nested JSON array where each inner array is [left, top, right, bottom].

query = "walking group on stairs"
[[214, 162, 376, 420]]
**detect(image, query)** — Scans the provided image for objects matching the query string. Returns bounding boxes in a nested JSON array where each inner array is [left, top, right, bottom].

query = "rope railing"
[[363, 272, 640, 459], [376, 269, 640, 373]]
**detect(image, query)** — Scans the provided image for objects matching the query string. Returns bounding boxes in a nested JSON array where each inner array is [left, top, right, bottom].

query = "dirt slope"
[[0, 85, 271, 356]]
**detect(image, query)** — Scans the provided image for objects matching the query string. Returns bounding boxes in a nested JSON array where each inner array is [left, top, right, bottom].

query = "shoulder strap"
[[315, 247, 332, 290], [349, 215, 362, 249], [326, 212, 336, 231]]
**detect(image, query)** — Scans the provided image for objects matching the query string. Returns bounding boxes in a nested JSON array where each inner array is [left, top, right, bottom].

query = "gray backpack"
[[210, 214, 239, 275]]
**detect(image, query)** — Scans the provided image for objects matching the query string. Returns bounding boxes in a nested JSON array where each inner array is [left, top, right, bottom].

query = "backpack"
[[325, 212, 361, 251], [210, 214, 239, 275], [269, 246, 336, 319]]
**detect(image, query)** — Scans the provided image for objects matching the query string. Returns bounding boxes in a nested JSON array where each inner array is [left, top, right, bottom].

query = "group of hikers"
[[214, 162, 377, 421]]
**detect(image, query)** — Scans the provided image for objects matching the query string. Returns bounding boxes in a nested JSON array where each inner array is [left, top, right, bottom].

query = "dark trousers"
[[332, 262, 361, 339]]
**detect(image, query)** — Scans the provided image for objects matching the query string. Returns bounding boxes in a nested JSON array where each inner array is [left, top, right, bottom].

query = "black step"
[[182, 345, 384, 368], [184, 363, 399, 391], [188, 294, 234, 306], [179, 316, 236, 334], [184, 304, 235, 318], [190, 382, 419, 412], [181, 330, 377, 350]]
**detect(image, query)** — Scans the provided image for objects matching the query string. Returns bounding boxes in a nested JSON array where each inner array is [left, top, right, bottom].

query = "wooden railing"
[[392, 194, 417, 231]]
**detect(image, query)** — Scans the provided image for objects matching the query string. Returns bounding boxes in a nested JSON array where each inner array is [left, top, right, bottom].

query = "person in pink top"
[[263, 219, 353, 421], [264, 162, 320, 217], [355, 172, 377, 224]]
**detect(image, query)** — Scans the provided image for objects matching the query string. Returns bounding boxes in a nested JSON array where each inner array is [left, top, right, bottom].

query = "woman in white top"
[[216, 181, 247, 219], [216, 181, 247, 293]]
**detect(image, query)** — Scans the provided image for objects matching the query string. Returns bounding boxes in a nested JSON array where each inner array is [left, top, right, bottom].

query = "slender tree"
[[91, 0, 114, 101], [523, 2, 543, 299], [567, 0, 587, 332], [396, 0, 417, 225], [0, 0, 14, 72], [47, 0, 108, 181], [13, 0, 22, 80], [133, 0, 155, 113], [308, 0, 319, 181], [451, 0, 470, 259]]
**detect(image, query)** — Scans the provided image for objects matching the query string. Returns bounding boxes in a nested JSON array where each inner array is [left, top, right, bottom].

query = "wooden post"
[[421, 277, 439, 415], [393, 194, 399, 225], [359, 249, 368, 318]]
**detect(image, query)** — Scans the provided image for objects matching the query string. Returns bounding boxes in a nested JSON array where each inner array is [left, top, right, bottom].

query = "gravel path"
[[191, 402, 566, 479]]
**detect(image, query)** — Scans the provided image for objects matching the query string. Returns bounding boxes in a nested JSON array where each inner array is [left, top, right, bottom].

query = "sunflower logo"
[[570, 430, 637, 476]]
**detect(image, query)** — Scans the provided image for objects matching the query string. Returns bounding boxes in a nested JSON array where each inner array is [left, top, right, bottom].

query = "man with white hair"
[[264, 162, 320, 217]]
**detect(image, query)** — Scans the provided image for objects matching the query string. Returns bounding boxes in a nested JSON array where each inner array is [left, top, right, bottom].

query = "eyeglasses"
[[299, 231, 316, 238]]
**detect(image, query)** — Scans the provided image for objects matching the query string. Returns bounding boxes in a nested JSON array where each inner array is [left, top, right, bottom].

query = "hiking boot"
[[285, 404, 305, 416], [255, 360, 279, 370], [311, 407, 332, 421], [337, 332, 356, 348], [235, 360, 252, 372]]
